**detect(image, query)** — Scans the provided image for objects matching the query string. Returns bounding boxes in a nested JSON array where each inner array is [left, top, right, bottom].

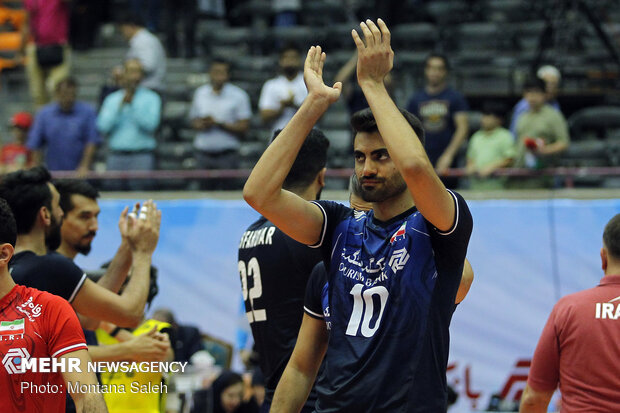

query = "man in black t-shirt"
[[238, 129, 329, 413], [0, 166, 161, 329]]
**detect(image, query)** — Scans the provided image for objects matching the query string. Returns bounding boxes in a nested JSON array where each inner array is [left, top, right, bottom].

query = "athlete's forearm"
[[361, 81, 430, 175], [116, 252, 151, 325], [270, 364, 316, 413], [96, 241, 132, 293], [87, 343, 133, 362], [244, 92, 329, 210], [75, 392, 108, 413]]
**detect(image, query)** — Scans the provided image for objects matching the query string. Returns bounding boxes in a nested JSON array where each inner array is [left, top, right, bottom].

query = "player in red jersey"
[[0, 198, 107, 412]]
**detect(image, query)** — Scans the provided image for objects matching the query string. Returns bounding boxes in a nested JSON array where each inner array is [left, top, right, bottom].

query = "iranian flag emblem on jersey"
[[0, 319, 25, 336], [390, 222, 407, 244]]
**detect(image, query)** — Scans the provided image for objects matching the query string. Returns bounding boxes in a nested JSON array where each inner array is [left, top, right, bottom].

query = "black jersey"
[[238, 216, 323, 407], [10, 251, 87, 302]]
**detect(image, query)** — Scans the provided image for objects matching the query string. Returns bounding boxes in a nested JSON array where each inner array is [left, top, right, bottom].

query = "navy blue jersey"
[[238, 216, 323, 408], [306, 190, 472, 412]]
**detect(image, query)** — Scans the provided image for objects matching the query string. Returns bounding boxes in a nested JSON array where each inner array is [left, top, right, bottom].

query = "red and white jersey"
[[0, 284, 87, 412]]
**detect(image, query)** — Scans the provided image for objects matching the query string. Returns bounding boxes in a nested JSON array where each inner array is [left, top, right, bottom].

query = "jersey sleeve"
[[527, 304, 561, 392], [45, 254, 88, 302], [426, 190, 473, 273], [42, 293, 88, 358], [309, 200, 352, 251], [304, 262, 328, 320]]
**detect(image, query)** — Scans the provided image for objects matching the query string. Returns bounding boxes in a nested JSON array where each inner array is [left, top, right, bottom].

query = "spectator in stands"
[[98, 65, 124, 107], [27, 77, 101, 175], [69, 0, 104, 51], [118, 12, 167, 94], [465, 101, 515, 190], [194, 370, 260, 413], [129, 0, 161, 33], [510, 65, 561, 137], [21, 0, 71, 107], [151, 307, 205, 364], [163, 0, 198, 58], [512, 77, 569, 187], [1, 112, 34, 174], [189, 58, 252, 189], [259, 44, 307, 134], [406, 53, 469, 187], [97, 59, 161, 191]]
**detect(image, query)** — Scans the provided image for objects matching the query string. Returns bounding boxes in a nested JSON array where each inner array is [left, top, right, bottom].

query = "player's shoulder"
[[312, 200, 352, 215], [40, 252, 82, 272], [14, 284, 69, 309], [556, 285, 606, 307]]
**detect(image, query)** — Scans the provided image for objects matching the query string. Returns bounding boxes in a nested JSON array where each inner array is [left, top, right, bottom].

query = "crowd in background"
[[4, 0, 618, 191]]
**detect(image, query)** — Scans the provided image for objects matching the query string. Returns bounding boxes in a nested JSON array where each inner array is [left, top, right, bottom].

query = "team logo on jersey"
[[595, 295, 620, 319], [353, 210, 366, 221], [390, 223, 407, 244], [388, 248, 410, 273], [2, 347, 30, 374], [16, 296, 43, 322]]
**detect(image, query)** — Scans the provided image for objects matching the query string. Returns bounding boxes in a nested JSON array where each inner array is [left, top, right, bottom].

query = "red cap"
[[10, 112, 33, 129]]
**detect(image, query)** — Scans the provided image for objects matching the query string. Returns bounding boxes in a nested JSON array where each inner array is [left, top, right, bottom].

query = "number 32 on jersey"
[[239, 258, 266, 323]]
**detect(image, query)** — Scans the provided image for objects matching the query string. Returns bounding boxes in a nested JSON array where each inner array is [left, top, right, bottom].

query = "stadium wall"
[[74, 197, 620, 412]]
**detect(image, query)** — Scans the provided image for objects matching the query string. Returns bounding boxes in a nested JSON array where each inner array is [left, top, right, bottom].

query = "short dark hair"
[[279, 42, 301, 57], [55, 76, 78, 91], [425, 53, 450, 72], [522, 76, 546, 93], [351, 107, 425, 146], [271, 128, 330, 190], [481, 101, 507, 119], [117, 12, 144, 27], [0, 166, 52, 234], [603, 214, 620, 260], [0, 198, 17, 247], [55, 180, 100, 214], [210, 57, 231, 68]]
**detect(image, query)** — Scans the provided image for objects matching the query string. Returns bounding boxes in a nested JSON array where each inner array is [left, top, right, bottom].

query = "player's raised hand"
[[126, 200, 162, 255], [304, 45, 342, 104], [352, 18, 394, 88]]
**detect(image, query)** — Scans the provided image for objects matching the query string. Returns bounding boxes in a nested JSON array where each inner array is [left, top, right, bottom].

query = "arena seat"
[[391, 22, 439, 52], [568, 106, 620, 140]]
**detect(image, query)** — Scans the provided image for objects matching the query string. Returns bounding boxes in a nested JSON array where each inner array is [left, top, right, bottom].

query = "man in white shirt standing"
[[119, 13, 167, 94], [259, 44, 307, 134], [189, 58, 252, 189]]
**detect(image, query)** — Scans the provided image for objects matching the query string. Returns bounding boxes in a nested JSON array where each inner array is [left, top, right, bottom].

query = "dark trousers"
[[163, 0, 198, 58]]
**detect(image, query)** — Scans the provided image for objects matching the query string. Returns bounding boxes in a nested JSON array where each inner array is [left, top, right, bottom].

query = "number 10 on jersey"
[[346, 284, 389, 337], [239, 258, 266, 323]]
